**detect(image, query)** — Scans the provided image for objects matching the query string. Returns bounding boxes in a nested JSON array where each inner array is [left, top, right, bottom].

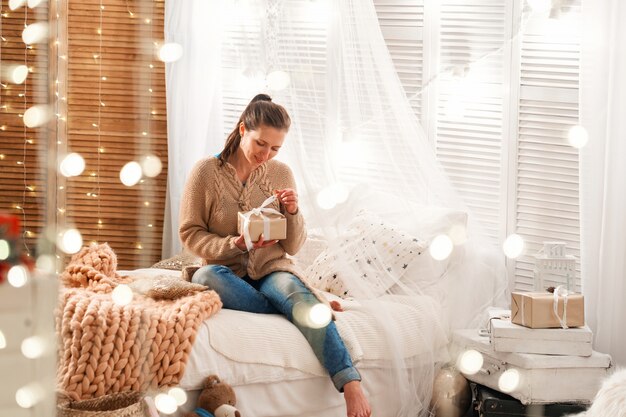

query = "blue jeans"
[[192, 265, 361, 392]]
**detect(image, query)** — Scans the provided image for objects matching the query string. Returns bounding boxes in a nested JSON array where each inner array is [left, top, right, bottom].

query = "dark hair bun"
[[250, 93, 272, 103]]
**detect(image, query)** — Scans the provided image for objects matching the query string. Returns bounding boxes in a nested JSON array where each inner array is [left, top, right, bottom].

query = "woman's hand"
[[274, 188, 298, 215], [235, 233, 279, 252]]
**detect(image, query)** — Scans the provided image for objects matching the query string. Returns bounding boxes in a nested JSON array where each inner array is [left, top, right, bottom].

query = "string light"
[[96, 0, 103, 240], [20, 4, 30, 255]]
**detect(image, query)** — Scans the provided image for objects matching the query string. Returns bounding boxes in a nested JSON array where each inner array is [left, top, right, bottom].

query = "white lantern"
[[533, 241, 577, 291]]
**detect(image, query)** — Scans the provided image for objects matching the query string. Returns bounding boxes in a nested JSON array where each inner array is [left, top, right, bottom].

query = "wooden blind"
[[62, 0, 168, 269], [0, 0, 51, 259]]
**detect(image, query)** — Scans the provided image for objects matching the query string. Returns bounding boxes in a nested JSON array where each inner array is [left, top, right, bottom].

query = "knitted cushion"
[[130, 275, 207, 300]]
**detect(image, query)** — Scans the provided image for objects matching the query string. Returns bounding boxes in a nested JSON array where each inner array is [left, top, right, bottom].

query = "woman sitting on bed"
[[179, 93, 371, 417]]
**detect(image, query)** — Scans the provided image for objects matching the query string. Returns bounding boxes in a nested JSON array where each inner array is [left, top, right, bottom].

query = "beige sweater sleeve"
[[178, 160, 243, 261], [275, 163, 307, 256]]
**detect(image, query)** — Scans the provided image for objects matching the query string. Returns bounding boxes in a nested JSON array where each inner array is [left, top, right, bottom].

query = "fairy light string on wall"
[[20, 5, 30, 257], [95, 0, 103, 241]]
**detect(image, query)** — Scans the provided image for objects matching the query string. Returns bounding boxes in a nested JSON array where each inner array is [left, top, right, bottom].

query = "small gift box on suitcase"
[[511, 290, 584, 329]]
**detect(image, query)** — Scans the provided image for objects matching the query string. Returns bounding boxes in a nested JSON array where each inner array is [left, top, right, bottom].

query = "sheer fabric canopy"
[[164, 1, 508, 415]]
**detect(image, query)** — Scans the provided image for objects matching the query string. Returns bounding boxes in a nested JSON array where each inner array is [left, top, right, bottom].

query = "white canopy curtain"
[[162, 0, 225, 257], [580, 0, 626, 367], [163, 1, 508, 415]]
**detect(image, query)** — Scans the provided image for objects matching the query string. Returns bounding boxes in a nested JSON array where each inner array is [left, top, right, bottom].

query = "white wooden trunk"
[[490, 317, 593, 356], [452, 329, 612, 405]]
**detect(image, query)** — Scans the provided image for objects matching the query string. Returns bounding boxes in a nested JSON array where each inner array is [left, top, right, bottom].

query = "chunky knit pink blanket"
[[57, 243, 222, 400]]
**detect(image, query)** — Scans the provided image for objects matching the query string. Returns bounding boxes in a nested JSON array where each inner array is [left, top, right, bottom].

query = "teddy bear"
[[184, 375, 241, 417]]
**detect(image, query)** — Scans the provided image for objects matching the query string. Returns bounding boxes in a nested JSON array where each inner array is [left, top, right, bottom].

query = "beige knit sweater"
[[179, 156, 308, 281]]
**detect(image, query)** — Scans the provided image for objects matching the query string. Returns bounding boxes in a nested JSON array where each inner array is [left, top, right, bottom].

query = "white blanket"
[[182, 292, 449, 388]]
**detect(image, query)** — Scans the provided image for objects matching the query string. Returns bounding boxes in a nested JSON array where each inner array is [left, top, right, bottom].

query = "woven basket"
[[57, 392, 148, 417]]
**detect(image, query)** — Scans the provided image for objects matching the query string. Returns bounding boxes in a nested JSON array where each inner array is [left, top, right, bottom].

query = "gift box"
[[490, 316, 593, 356], [511, 291, 584, 329], [237, 211, 286, 242]]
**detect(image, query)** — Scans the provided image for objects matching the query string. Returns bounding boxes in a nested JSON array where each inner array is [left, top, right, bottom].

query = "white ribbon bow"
[[553, 285, 569, 329], [241, 194, 282, 252]]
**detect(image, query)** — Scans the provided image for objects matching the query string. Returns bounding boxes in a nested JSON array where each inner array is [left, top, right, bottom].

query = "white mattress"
[[122, 268, 450, 417]]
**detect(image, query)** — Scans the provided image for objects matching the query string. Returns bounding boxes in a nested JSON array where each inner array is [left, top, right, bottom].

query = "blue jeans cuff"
[[332, 366, 361, 392]]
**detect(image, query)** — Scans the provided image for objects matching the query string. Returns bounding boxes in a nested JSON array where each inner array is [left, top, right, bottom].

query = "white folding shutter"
[[434, 0, 507, 242], [512, 1, 582, 291], [373, 0, 424, 118], [376, 0, 582, 289]]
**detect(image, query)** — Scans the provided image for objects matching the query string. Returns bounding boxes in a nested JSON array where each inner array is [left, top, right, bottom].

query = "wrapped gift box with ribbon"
[[237, 195, 287, 251], [511, 289, 584, 329]]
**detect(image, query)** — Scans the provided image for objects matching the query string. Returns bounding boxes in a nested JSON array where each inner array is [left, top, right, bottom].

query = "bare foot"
[[330, 300, 344, 312], [343, 380, 371, 417]]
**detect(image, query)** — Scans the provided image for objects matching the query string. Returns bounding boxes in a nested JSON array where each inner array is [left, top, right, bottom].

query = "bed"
[[58, 203, 506, 417], [125, 267, 449, 417]]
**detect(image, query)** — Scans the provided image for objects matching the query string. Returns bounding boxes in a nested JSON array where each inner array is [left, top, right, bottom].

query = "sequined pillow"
[[129, 275, 207, 300], [151, 251, 201, 271], [305, 210, 429, 299]]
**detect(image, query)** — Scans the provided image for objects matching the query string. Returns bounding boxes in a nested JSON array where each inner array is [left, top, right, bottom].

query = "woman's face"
[[239, 123, 286, 168]]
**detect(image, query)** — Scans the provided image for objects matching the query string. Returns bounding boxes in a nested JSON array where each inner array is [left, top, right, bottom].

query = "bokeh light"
[[9, 0, 27, 10], [59, 153, 86, 177], [527, 0, 552, 13], [140, 154, 163, 178], [0, 239, 10, 260], [8, 265, 29, 288], [120, 161, 143, 186], [0, 330, 7, 349], [36, 254, 58, 274], [498, 368, 521, 393], [429, 234, 454, 261], [158, 42, 183, 63], [308, 303, 332, 328], [457, 349, 484, 375], [503, 234, 525, 259], [21, 335, 47, 359], [154, 393, 177, 414], [23, 105, 52, 128], [15, 383, 45, 408], [58, 228, 83, 254], [11, 65, 29, 84], [267, 70, 290, 91], [568, 125, 589, 149], [167, 387, 187, 406], [22, 22, 49, 44], [112, 284, 134, 306]]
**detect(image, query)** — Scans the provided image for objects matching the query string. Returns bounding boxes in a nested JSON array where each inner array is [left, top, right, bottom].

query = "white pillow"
[[305, 210, 429, 299]]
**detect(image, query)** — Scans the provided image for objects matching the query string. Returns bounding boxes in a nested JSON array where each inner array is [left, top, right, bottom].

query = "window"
[[375, 0, 582, 290]]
